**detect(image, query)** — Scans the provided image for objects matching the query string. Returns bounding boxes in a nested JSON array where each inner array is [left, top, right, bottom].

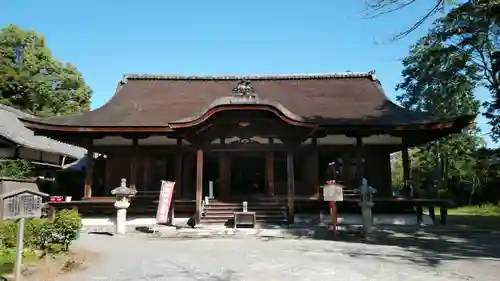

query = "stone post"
[[358, 178, 375, 238], [111, 178, 137, 235]]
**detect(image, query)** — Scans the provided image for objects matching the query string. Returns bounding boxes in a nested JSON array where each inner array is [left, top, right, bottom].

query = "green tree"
[[367, 1, 500, 140], [396, 35, 483, 200], [431, 2, 500, 140], [0, 24, 91, 116], [365, 0, 499, 39]]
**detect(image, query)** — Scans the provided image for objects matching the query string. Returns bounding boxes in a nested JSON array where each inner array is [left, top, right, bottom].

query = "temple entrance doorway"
[[230, 153, 266, 197]]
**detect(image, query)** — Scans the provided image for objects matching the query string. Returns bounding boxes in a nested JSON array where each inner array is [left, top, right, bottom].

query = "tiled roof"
[[23, 72, 463, 128], [0, 104, 86, 159]]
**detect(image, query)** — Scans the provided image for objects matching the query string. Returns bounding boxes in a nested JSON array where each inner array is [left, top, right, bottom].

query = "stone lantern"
[[111, 178, 137, 235]]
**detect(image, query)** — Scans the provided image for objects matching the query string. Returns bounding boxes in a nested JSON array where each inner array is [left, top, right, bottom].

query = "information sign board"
[[1, 189, 47, 220]]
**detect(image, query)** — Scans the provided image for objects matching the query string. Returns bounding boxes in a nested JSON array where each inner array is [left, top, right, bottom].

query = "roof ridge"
[[123, 72, 377, 81]]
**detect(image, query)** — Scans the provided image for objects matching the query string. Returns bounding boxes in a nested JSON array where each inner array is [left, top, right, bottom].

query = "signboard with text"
[[323, 183, 344, 202], [1, 189, 47, 220], [156, 181, 175, 224]]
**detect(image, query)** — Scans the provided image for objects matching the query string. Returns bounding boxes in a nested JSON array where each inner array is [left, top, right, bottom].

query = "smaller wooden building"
[[0, 104, 85, 178], [21, 73, 474, 223]]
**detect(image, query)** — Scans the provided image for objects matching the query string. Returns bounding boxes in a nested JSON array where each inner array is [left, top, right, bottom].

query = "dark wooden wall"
[[95, 145, 392, 198]]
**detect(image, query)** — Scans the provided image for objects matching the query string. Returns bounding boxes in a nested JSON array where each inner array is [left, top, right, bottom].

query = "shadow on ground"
[[265, 220, 500, 268]]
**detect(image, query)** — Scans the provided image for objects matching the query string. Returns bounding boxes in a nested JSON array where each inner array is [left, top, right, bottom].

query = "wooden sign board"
[[323, 184, 344, 202], [0, 189, 48, 220], [156, 181, 175, 224]]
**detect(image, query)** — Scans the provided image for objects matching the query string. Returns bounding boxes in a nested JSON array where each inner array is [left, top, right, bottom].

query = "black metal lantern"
[[13, 45, 24, 65]]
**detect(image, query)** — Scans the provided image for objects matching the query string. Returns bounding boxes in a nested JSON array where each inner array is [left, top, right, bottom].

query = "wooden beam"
[[286, 152, 295, 224], [130, 138, 138, 191], [175, 138, 183, 199], [227, 155, 232, 197], [195, 148, 204, 223], [356, 136, 364, 186], [182, 152, 193, 197], [143, 155, 151, 191], [84, 140, 94, 198], [266, 152, 275, 196]]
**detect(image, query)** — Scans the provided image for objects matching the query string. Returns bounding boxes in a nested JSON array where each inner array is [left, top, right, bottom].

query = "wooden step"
[[201, 199, 288, 225], [203, 209, 287, 214], [201, 217, 288, 224], [205, 202, 287, 206], [204, 206, 282, 210]]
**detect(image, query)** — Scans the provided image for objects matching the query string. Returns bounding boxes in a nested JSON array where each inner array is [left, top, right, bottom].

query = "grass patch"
[[426, 203, 500, 217], [0, 248, 37, 275], [425, 203, 500, 231], [448, 204, 500, 216]]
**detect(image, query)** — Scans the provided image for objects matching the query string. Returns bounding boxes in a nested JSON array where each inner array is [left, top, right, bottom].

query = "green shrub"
[[51, 209, 82, 251], [0, 209, 82, 252], [0, 159, 33, 179], [0, 220, 17, 248], [24, 218, 52, 249], [0, 219, 52, 249]]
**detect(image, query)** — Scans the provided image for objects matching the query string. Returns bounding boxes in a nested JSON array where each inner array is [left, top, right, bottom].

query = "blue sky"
[[1, 0, 494, 146]]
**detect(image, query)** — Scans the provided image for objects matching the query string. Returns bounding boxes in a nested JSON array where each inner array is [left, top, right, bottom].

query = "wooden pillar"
[[402, 137, 411, 197], [130, 138, 138, 191], [311, 137, 319, 197], [287, 152, 295, 224], [195, 148, 204, 223], [219, 152, 230, 198], [356, 136, 364, 186], [266, 152, 275, 196], [84, 140, 94, 198], [175, 138, 183, 199]]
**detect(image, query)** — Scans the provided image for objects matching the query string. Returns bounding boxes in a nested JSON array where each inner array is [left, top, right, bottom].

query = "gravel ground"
[[66, 233, 500, 281]]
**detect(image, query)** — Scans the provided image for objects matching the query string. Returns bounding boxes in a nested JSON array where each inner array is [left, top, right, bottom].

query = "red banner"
[[156, 181, 175, 224]]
